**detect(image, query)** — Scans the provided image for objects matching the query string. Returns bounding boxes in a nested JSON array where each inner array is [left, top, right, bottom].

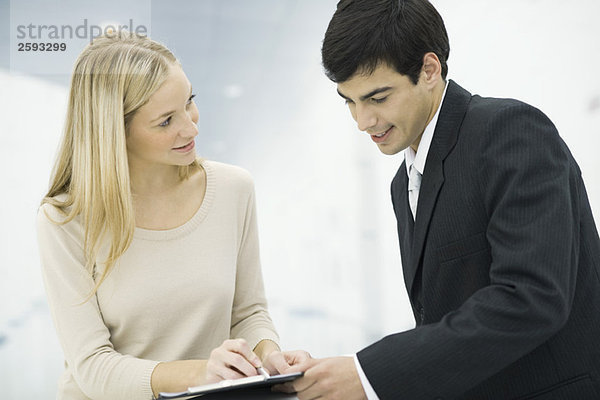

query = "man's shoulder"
[[469, 94, 533, 114], [445, 87, 555, 147], [446, 80, 540, 118]]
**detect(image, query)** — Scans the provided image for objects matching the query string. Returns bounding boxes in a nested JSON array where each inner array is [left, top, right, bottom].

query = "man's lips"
[[370, 126, 392, 143]]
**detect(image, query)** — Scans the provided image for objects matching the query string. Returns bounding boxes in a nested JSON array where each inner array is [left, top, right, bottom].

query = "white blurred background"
[[1, 0, 599, 397]]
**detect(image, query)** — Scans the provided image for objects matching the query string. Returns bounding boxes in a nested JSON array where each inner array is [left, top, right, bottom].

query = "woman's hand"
[[264, 350, 312, 375], [205, 338, 262, 383], [266, 350, 312, 393]]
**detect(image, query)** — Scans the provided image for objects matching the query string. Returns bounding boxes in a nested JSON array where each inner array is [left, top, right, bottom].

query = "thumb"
[[285, 358, 315, 374], [269, 352, 292, 374], [250, 352, 262, 368]]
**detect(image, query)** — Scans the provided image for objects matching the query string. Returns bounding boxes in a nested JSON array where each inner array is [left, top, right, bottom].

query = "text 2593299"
[[17, 42, 67, 51]]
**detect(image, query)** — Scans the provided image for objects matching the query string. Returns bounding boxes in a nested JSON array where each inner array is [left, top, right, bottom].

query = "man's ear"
[[421, 52, 442, 86]]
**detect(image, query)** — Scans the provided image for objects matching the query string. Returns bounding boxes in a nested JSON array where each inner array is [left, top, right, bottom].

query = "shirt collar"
[[405, 81, 449, 178]]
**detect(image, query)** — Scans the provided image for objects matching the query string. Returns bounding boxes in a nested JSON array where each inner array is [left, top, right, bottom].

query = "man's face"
[[336, 63, 438, 155]]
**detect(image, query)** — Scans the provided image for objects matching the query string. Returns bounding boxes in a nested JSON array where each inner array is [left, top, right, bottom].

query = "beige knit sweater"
[[36, 160, 279, 400]]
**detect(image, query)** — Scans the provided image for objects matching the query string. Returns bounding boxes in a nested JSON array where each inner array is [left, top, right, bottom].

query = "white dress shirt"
[[404, 81, 449, 195]]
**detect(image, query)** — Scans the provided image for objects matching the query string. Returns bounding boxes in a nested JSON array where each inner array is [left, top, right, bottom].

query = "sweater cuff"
[[142, 360, 161, 400], [243, 327, 280, 352]]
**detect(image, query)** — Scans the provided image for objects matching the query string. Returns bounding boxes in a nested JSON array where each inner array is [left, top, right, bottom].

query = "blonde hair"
[[42, 32, 200, 298]]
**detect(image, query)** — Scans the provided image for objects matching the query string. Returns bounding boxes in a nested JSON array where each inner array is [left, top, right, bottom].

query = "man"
[[286, 0, 600, 399]]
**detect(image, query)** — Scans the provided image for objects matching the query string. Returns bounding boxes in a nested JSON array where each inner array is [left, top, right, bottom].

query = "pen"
[[256, 366, 270, 379]]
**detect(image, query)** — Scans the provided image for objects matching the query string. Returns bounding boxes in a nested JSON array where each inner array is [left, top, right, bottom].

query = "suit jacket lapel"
[[405, 80, 472, 297]]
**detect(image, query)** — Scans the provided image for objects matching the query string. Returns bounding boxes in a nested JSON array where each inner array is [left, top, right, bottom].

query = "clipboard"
[[157, 372, 303, 399]]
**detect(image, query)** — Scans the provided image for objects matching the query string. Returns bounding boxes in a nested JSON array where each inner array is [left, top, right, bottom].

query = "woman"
[[36, 32, 288, 399]]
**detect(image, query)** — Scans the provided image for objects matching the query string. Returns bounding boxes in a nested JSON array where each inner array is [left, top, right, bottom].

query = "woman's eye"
[[187, 94, 196, 105], [159, 116, 172, 127]]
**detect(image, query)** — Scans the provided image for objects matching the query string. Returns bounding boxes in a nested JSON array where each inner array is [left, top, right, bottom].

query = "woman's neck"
[[128, 162, 182, 197]]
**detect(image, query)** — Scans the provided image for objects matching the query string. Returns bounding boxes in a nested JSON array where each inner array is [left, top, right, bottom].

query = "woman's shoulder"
[[38, 194, 69, 221], [37, 195, 84, 239], [200, 159, 255, 189]]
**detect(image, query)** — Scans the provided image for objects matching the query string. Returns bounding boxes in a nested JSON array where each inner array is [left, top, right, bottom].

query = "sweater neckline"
[[133, 159, 215, 241]]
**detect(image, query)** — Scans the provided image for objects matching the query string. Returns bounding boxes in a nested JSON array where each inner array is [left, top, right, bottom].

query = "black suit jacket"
[[357, 81, 600, 399]]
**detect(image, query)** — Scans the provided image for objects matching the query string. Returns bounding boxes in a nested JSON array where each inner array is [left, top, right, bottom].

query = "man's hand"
[[290, 356, 367, 400]]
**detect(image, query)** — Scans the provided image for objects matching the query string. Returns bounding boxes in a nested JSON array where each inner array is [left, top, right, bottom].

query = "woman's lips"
[[173, 140, 195, 153]]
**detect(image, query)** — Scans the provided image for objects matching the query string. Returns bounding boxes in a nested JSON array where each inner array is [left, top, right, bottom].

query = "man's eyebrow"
[[337, 86, 393, 102], [359, 86, 393, 101], [337, 89, 350, 101], [150, 85, 193, 123]]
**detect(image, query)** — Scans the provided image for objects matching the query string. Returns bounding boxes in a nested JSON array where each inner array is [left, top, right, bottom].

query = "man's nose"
[[355, 105, 377, 132]]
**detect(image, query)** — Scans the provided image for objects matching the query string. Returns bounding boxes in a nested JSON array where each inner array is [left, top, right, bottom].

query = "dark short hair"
[[322, 0, 450, 84]]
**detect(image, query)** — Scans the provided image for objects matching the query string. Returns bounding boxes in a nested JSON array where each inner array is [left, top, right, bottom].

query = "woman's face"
[[126, 64, 199, 170]]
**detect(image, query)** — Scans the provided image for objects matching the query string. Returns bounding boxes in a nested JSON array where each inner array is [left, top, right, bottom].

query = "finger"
[[205, 360, 246, 382], [286, 357, 317, 374], [268, 352, 292, 374], [207, 354, 240, 382], [224, 338, 262, 368], [291, 373, 319, 393], [213, 363, 247, 381], [221, 351, 258, 377], [294, 379, 320, 400], [209, 345, 258, 378], [286, 350, 312, 366]]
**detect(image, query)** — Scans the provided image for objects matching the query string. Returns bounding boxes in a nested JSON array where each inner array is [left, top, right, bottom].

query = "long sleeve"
[[229, 177, 280, 350], [358, 101, 589, 399], [37, 205, 160, 400], [37, 160, 281, 399]]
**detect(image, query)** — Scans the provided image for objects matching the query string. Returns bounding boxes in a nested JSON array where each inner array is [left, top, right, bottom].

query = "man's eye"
[[159, 116, 172, 127], [371, 96, 387, 104]]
